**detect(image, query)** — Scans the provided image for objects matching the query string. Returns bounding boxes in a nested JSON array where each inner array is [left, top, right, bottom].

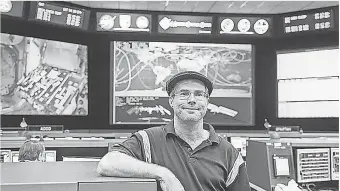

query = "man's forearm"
[[97, 151, 166, 179]]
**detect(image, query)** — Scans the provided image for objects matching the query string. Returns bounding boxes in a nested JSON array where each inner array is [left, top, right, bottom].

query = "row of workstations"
[[1, 136, 338, 191], [1, 131, 338, 161]]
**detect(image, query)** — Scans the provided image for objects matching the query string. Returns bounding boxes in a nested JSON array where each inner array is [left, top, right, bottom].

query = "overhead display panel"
[[96, 12, 151, 32], [218, 16, 273, 37], [158, 15, 212, 34], [282, 9, 335, 34], [0, 0, 24, 18], [28, 1, 90, 30]]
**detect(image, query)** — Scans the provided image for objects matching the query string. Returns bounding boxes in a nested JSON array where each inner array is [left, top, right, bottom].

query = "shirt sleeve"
[[225, 144, 251, 191], [227, 162, 251, 191], [110, 133, 145, 161]]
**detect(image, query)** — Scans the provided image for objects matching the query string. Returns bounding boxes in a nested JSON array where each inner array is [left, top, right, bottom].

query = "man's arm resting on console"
[[97, 151, 168, 180]]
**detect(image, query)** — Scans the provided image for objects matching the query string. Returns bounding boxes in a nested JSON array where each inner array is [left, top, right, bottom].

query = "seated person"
[[18, 140, 45, 162]]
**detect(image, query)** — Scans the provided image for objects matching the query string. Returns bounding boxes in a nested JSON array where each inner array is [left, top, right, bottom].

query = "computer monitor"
[[0, 150, 12, 162], [331, 148, 339, 180], [295, 148, 331, 183], [45, 150, 57, 162]]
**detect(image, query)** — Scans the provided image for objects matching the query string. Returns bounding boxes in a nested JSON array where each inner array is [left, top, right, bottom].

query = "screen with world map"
[[110, 41, 254, 126]]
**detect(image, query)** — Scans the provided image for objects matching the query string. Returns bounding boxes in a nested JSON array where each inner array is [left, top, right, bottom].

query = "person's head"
[[166, 71, 213, 123], [18, 140, 45, 162]]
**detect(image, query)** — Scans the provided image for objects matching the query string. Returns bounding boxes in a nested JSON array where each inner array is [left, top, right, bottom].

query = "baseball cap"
[[166, 71, 213, 96]]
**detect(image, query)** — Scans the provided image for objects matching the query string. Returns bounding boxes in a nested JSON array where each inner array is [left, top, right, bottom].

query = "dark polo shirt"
[[112, 121, 250, 191]]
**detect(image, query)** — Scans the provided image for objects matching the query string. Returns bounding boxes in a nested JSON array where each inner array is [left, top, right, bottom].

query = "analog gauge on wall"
[[254, 19, 269, 35], [0, 0, 12, 13], [136, 16, 149, 29], [221, 18, 234, 33], [98, 15, 116, 30], [237, 19, 251, 33]]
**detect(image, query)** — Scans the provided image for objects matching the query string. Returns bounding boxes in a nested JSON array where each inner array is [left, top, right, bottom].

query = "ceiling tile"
[[234, 1, 262, 13], [302, 1, 328, 10], [70, 1, 89, 7], [192, 1, 216, 13], [164, 1, 185, 12], [209, 1, 234, 13], [180, 1, 199, 12], [99, 1, 119, 9], [119, 1, 136, 10], [324, 1, 340, 6], [147, 1, 166, 11], [86, 1, 100, 8], [250, 1, 282, 14], [69, 1, 338, 14], [267, 1, 313, 14], [134, 2, 149, 11]]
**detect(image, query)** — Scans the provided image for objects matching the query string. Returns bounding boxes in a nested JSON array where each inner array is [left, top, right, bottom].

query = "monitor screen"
[[296, 148, 331, 183], [1, 33, 88, 115], [111, 41, 254, 125], [28, 1, 90, 30], [331, 148, 339, 180], [277, 47, 339, 118]]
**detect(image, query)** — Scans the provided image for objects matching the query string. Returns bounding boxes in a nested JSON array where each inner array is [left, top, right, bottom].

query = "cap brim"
[[166, 72, 213, 96]]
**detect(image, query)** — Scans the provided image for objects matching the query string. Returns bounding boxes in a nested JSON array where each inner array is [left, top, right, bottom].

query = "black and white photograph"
[[1, 1, 339, 191]]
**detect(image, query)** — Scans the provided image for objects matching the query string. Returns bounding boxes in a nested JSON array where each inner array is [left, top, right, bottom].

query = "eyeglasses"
[[172, 90, 209, 100]]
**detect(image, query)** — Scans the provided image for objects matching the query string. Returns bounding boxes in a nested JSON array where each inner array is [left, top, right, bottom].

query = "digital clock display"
[[29, 1, 90, 30], [283, 9, 334, 34]]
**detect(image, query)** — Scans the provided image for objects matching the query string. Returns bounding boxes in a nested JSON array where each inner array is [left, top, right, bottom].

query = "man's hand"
[[158, 168, 185, 191]]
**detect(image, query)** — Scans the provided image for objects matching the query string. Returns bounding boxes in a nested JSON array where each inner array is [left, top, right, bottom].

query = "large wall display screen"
[[111, 41, 254, 125], [1, 33, 88, 115], [277, 47, 339, 118]]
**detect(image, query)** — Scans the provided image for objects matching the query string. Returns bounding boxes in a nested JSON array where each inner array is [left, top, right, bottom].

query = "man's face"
[[169, 79, 209, 122]]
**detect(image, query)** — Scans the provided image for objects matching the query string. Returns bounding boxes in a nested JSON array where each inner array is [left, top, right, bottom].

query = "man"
[[97, 71, 250, 191]]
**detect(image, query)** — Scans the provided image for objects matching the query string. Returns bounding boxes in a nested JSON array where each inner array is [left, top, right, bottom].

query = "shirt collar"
[[164, 120, 220, 144]]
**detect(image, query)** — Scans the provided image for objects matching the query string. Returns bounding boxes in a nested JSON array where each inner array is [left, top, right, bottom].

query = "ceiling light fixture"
[[240, 1, 247, 8], [257, 1, 264, 8], [228, 2, 234, 8]]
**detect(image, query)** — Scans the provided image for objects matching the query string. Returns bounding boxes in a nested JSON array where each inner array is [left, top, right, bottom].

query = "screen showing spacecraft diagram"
[[1, 33, 88, 115], [111, 41, 254, 125]]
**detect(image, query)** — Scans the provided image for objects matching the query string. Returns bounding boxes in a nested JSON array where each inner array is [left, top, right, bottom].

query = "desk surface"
[[0, 139, 125, 149], [1, 161, 156, 185], [248, 137, 339, 147]]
